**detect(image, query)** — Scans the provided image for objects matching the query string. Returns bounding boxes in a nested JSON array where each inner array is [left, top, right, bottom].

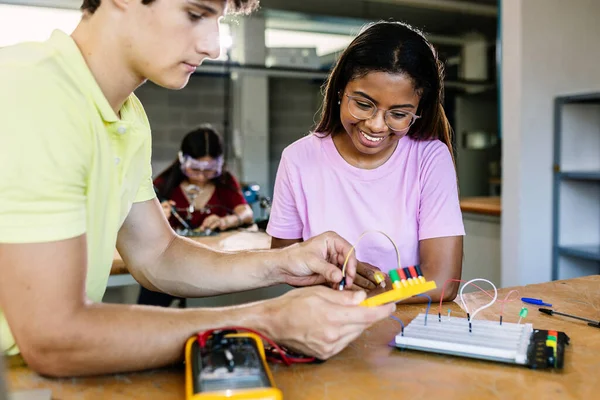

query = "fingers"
[[352, 273, 377, 290], [337, 243, 357, 284], [356, 261, 381, 281], [325, 301, 396, 327], [307, 298, 395, 359], [200, 215, 220, 230], [271, 287, 395, 361], [312, 286, 367, 305], [312, 259, 343, 284], [351, 261, 381, 290], [322, 231, 357, 287]]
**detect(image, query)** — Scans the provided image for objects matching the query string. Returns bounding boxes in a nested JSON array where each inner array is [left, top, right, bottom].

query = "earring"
[[337, 100, 341, 105]]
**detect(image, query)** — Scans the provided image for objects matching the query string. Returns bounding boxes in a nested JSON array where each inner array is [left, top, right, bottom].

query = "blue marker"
[[521, 297, 552, 307]]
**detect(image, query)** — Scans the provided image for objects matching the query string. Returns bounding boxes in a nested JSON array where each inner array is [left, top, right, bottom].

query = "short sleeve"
[[266, 155, 303, 239], [134, 176, 156, 203], [0, 68, 89, 243], [221, 173, 248, 210], [418, 141, 465, 240], [129, 95, 156, 204]]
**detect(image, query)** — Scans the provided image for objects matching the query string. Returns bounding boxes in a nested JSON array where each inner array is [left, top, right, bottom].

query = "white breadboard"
[[395, 313, 534, 365]]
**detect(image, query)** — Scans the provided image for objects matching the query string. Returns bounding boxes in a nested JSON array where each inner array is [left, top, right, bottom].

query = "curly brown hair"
[[81, 0, 258, 14]]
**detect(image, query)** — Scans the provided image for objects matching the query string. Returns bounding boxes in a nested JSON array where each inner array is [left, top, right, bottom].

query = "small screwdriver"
[[539, 308, 600, 328]]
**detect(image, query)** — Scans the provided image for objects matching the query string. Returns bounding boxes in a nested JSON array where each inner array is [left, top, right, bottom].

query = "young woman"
[[267, 21, 465, 301], [138, 124, 253, 307], [155, 124, 253, 232]]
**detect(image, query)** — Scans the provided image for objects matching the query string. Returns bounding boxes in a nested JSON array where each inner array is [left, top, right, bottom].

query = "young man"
[[0, 0, 395, 378]]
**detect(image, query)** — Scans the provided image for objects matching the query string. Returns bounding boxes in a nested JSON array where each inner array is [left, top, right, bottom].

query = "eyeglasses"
[[345, 94, 420, 133]]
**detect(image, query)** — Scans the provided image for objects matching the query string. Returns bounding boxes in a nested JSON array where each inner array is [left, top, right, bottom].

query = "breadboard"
[[395, 314, 533, 365]]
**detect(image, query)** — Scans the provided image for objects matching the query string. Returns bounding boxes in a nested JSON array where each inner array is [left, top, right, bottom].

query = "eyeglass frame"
[[343, 93, 421, 134]]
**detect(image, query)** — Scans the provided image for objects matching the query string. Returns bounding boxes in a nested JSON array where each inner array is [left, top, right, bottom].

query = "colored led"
[[402, 268, 415, 285], [411, 264, 426, 283], [373, 271, 386, 288], [397, 267, 407, 280], [415, 264, 424, 276], [389, 269, 402, 289], [394, 268, 408, 287], [519, 307, 529, 318], [408, 265, 418, 278]]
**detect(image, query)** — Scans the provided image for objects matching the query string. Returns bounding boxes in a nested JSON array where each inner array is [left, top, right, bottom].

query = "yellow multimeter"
[[185, 332, 283, 400]]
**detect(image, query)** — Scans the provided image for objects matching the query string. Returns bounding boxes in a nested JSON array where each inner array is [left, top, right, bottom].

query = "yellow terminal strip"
[[360, 279, 437, 307]]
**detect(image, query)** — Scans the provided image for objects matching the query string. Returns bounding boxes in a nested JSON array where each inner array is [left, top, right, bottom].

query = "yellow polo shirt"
[[0, 30, 155, 355]]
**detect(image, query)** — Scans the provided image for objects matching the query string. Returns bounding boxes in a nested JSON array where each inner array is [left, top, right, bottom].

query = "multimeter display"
[[192, 337, 272, 393]]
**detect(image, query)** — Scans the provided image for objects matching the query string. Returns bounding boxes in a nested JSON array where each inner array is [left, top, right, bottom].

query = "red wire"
[[499, 289, 520, 317], [196, 326, 315, 366], [438, 279, 521, 318]]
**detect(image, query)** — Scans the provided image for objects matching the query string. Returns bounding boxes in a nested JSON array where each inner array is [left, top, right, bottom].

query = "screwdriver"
[[539, 308, 600, 328]]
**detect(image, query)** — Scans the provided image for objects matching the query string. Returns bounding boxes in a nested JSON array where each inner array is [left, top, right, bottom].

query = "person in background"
[[156, 124, 253, 232], [138, 124, 253, 307], [267, 21, 465, 301]]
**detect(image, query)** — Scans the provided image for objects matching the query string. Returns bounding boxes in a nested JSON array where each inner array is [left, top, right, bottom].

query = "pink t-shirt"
[[267, 133, 465, 273]]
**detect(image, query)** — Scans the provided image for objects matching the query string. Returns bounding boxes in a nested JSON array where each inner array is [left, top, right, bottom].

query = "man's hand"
[[263, 286, 395, 360], [275, 231, 358, 288]]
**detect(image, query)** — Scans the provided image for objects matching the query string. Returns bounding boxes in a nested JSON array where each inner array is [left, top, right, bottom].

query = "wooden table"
[[111, 229, 272, 276], [460, 196, 501, 216], [7, 276, 600, 399]]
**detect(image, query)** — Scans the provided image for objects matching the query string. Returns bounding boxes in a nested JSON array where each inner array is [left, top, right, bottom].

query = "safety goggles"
[[178, 151, 223, 179]]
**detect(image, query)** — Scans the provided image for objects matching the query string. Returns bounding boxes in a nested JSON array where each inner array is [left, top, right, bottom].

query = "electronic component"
[[394, 313, 570, 370], [360, 266, 436, 307], [176, 228, 219, 237], [527, 329, 570, 369], [539, 307, 600, 328], [373, 271, 386, 288], [185, 332, 282, 400]]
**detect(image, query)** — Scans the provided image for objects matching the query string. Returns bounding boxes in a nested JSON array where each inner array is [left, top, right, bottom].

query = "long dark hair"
[[155, 125, 237, 198], [315, 21, 454, 160]]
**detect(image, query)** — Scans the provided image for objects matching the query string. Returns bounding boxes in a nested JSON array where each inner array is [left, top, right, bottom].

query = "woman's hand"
[[201, 214, 244, 231], [200, 214, 226, 231], [352, 261, 391, 293], [160, 200, 176, 220]]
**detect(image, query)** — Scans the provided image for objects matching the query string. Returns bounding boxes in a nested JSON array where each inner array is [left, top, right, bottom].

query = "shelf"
[[557, 92, 600, 104], [552, 92, 600, 280], [558, 171, 600, 181], [558, 245, 600, 262]]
